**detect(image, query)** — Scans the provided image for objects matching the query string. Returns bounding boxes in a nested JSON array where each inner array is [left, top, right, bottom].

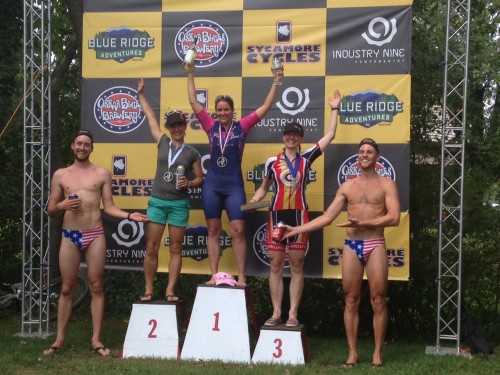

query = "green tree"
[[0, 1, 24, 280]]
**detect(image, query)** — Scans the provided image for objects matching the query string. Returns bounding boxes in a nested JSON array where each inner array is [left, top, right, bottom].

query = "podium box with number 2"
[[181, 284, 251, 363], [122, 300, 184, 359]]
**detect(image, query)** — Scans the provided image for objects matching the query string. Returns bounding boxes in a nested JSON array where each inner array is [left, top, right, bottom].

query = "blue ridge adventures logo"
[[88, 27, 155, 63], [171, 226, 231, 261], [340, 91, 403, 128]]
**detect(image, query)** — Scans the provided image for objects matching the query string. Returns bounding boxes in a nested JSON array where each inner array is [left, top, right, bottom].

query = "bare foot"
[[92, 346, 111, 357], [236, 279, 246, 287], [372, 353, 383, 367], [139, 293, 153, 302], [43, 345, 61, 355], [205, 276, 216, 285], [345, 352, 358, 366]]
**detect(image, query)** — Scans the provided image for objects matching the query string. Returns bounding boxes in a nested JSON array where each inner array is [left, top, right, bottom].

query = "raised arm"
[[317, 89, 341, 151], [137, 78, 162, 143], [184, 63, 203, 115], [254, 67, 284, 119]]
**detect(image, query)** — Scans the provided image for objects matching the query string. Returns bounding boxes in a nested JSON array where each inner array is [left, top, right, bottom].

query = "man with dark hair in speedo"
[[282, 138, 400, 368], [43, 129, 149, 356]]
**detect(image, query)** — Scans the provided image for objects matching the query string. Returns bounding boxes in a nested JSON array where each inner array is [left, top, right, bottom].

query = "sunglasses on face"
[[215, 95, 233, 102]]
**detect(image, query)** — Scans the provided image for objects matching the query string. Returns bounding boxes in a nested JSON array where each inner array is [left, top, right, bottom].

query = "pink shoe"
[[285, 318, 299, 327], [264, 317, 282, 326]]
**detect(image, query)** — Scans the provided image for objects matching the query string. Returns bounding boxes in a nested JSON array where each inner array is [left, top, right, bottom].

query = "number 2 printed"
[[148, 319, 157, 338]]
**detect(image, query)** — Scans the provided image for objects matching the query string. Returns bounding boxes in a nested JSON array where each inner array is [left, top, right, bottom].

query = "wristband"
[[273, 80, 282, 86], [189, 180, 193, 188], [127, 213, 131, 220], [330, 107, 339, 111]]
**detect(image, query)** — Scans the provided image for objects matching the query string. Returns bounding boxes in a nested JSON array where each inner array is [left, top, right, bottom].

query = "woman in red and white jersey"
[[249, 89, 341, 328]]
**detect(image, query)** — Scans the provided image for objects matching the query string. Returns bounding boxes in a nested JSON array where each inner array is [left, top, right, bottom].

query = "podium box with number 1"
[[180, 284, 252, 363]]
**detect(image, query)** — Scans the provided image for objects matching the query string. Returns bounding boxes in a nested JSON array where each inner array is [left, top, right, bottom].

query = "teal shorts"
[[147, 196, 190, 227]]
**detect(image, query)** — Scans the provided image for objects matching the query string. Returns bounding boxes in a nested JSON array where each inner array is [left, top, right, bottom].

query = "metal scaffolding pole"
[[426, 0, 471, 356], [21, 0, 52, 337]]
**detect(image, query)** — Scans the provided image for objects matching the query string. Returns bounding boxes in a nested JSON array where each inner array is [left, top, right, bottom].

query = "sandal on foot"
[[340, 362, 355, 368], [166, 295, 180, 302], [139, 293, 154, 302], [285, 318, 299, 327], [43, 346, 60, 355], [92, 346, 111, 357], [264, 317, 282, 326]]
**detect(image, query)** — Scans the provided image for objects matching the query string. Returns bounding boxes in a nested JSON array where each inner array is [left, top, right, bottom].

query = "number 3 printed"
[[273, 338, 283, 358]]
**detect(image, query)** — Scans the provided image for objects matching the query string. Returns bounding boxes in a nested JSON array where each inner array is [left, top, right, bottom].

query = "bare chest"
[[346, 180, 386, 206], [60, 169, 103, 196]]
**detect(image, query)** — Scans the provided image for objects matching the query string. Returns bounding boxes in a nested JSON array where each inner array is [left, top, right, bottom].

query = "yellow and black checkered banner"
[[82, 0, 412, 280]]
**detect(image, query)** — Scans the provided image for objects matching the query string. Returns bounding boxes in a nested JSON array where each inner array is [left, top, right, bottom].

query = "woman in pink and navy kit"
[[249, 90, 341, 327], [186, 63, 284, 286]]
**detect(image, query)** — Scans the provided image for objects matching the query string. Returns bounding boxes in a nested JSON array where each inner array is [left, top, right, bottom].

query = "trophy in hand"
[[271, 57, 282, 72], [183, 36, 198, 72]]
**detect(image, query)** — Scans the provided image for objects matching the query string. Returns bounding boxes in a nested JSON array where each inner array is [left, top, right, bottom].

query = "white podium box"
[[252, 324, 309, 365], [122, 300, 183, 359], [181, 284, 251, 363]]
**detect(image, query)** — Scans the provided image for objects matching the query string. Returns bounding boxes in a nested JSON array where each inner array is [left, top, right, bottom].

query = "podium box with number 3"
[[122, 300, 185, 359], [252, 324, 310, 365], [180, 284, 252, 363]]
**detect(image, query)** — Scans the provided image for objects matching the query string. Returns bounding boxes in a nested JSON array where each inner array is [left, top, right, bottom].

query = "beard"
[[74, 152, 90, 162]]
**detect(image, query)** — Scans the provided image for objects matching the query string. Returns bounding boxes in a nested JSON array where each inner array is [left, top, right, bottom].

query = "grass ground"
[[0, 312, 498, 375]]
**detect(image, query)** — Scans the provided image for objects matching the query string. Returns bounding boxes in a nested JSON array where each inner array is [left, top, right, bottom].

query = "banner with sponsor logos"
[[82, 0, 412, 280]]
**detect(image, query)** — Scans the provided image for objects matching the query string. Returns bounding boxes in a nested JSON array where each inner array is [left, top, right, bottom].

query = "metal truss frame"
[[21, 0, 52, 337], [426, 0, 471, 356]]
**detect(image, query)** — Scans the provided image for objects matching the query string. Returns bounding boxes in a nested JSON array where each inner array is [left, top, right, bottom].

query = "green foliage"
[[0, 219, 23, 281], [0, 0, 24, 283], [462, 231, 500, 336], [408, 0, 500, 344]]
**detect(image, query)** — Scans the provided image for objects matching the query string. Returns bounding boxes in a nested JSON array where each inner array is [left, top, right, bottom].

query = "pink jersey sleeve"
[[195, 108, 216, 133], [239, 111, 260, 133]]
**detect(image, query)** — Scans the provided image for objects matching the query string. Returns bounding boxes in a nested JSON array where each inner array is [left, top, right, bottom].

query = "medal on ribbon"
[[284, 153, 300, 188], [217, 156, 228, 167], [168, 141, 185, 170], [217, 122, 234, 168]]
